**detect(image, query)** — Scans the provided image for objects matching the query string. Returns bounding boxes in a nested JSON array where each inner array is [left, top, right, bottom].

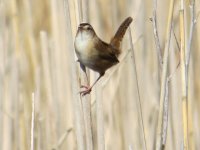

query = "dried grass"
[[0, 0, 200, 150]]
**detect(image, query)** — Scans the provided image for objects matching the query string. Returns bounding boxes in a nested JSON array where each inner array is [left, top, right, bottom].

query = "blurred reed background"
[[0, 0, 200, 150]]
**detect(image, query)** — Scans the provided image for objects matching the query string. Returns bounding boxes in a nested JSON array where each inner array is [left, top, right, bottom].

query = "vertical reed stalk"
[[186, 1, 198, 148], [129, 29, 147, 150], [64, 0, 86, 150], [30, 93, 35, 150], [76, 0, 93, 150], [96, 87, 105, 150], [152, 0, 163, 70], [179, 0, 188, 149], [156, 0, 174, 149]]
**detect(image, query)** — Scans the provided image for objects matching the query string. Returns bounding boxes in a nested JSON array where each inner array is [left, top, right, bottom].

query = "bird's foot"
[[79, 85, 92, 96]]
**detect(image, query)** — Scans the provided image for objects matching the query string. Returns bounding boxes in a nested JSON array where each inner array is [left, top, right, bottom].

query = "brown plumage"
[[74, 17, 133, 96], [110, 17, 133, 54]]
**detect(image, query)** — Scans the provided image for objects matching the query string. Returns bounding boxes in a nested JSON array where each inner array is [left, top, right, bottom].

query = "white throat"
[[75, 31, 94, 52]]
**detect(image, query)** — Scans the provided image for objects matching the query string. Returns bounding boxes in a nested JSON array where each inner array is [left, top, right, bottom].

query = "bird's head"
[[76, 23, 96, 40]]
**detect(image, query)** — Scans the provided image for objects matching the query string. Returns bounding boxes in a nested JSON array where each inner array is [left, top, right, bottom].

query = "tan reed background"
[[0, 0, 200, 150]]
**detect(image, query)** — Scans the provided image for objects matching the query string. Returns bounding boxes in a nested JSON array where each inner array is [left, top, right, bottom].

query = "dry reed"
[[0, 0, 200, 150]]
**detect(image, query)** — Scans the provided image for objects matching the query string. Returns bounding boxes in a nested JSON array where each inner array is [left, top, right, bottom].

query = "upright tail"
[[110, 17, 133, 55]]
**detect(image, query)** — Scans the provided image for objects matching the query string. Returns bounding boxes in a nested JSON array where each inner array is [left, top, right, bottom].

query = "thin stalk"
[[152, 0, 163, 70], [161, 78, 169, 149], [96, 87, 105, 150], [129, 29, 147, 150], [64, 0, 86, 150], [77, 0, 93, 150], [179, 0, 188, 149], [185, 1, 199, 148], [186, 0, 199, 66], [186, 0, 199, 92], [30, 93, 35, 150], [53, 128, 73, 149], [156, 0, 174, 149]]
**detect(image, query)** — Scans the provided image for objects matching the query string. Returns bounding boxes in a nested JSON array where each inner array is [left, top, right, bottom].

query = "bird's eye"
[[86, 27, 90, 30]]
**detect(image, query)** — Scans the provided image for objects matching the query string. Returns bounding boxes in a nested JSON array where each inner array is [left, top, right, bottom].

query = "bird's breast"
[[75, 36, 97, 64], [75, 36, 92, 53]]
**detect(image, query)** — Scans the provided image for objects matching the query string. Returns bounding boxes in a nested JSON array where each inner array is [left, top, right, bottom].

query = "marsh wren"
[[74, 17, 133, 96]]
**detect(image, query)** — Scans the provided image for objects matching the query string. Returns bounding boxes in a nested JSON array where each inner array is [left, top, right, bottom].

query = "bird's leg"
[[80, 72, 89, 89], [80, 73, 104, 96], [79, 62, 90, 88], [80, 72, 90, 89]]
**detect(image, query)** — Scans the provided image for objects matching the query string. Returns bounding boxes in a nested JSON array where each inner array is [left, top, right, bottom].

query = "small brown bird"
[[74, 17, 133, 96]]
